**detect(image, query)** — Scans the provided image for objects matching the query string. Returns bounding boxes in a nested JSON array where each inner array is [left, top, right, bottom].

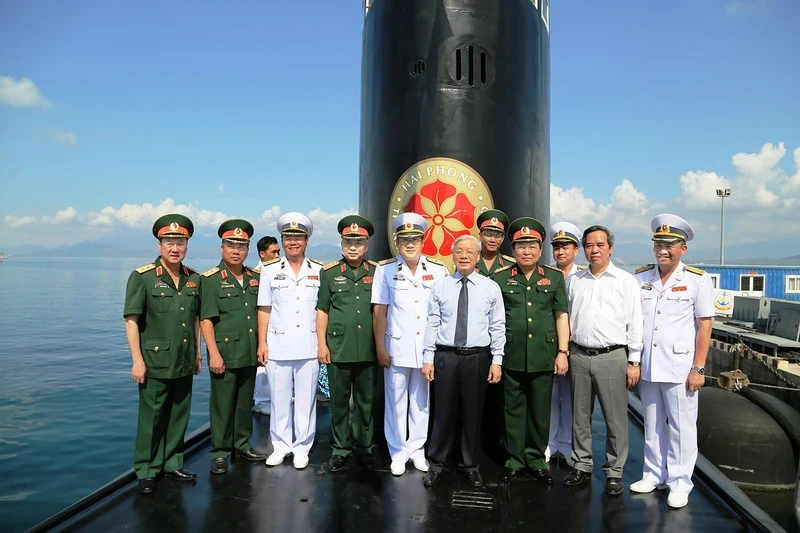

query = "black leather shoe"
[[138, 478, 157, 494], [237, 448, 267, 461], [501, 468, 522, 482], [328, 455, 346, 472], [563, 468, 592, 486], [461, 470, 484, 488], [423, 471, 442, 487], [529, 468, 554, 484], [210, 458, 228, 475], [605, 477, 623, 495], [360, 453, 375, 471], [165, 469, 197, 482]]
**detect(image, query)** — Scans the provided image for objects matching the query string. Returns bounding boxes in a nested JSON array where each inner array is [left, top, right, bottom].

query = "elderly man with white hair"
[[421, 234, 505, 488]]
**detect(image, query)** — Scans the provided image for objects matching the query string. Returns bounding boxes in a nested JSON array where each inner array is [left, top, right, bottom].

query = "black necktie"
[[454, 276, 469, 347]]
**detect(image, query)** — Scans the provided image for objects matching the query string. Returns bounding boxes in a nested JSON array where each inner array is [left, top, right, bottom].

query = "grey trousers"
[[569, 345, 629, 477]]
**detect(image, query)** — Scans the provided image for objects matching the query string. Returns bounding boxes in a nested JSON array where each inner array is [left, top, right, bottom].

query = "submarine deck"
[[39, 396, 775, 533]]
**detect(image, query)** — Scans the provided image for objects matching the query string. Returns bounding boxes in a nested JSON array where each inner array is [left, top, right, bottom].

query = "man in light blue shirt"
[[421, 235, 505, 488]]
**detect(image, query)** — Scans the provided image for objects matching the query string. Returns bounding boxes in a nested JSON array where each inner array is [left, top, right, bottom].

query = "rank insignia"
[[422, 274, 434, 281], [220, 283, 235, 289], [364, 276, 373, 284], [640, 282, 652, 290], [185, 281, 197, 288], [155, 282, 169, 288], [506, 279, 519, 285], [156, 266, 163, 277], [308, 275, 319, 281], [672, 286, 687, 292], [334, 276, 346, 282], [537, 278, 551, 286]]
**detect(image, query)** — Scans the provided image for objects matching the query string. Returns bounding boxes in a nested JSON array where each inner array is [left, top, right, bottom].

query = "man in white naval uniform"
[[631, 214, 714, 509], [545, 221, 583, 467], [372, 212, 449, 476], [257, 213, 323, 470], [253, 236, 281, 416]]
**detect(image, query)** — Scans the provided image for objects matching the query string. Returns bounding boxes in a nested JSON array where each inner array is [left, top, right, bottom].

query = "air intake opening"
[[456, 49, 462, 80], [411, 59, 426, 77], [452, 45, 493, 87]]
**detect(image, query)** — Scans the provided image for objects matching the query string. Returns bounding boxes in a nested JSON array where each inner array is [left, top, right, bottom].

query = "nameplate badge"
[[220, 283, 235, 289], [155, 282, 169, 289], [506, 279, 519, 285]]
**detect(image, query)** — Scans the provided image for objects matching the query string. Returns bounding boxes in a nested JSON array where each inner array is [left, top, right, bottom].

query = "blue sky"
[[1, 0, 799, 252]]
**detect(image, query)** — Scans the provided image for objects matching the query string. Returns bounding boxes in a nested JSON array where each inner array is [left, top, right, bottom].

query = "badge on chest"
[[155, 282, 169, 289], [422, 274, 434, 281], [672, 286, 687, 292], [333, 276, 347, 285], [274, 273, 286, 281], [393, 274, 406, 281], [185, 281, 197, 288], [308, 275, 319, 281], [536, 278, 551, 286], [641, 282, 652, 290]]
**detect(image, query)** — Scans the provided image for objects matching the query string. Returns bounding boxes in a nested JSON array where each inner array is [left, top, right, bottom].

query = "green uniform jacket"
[[316, 258, 377, 363], [477, 254, 516, 276], [123, 257, 201, 379], [199, 262, 259, 368], [490, 264, 568, 373]]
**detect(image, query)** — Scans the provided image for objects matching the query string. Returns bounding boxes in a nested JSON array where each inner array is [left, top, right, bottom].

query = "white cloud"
[[86, 198, 228, 228], [781, 147, 800, 196], [610, 179, 648, 213], [41, 207, 78, 224], [3, 215, 37, 228], [218, 184, 225, 194], [0, 76, 50, 107], [307, 207, 358, 240], [52, 131, 77, 146], [679, 170, 731, 209], [550, 184, 612, 226]]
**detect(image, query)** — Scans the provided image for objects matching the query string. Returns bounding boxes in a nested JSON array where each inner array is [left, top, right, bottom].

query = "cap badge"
[[659, 224, 670, 233], [520, 226, 530, 235], [490, 217, 498, 225], [290, 221, 298, 228], [555, 229, 564, 237], [169, 222, 179, 231], [233, 227, 243, 237], [350, 223, 359, 232], [405, 222, 413, 230]]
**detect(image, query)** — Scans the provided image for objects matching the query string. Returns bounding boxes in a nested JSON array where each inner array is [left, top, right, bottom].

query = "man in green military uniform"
[[200, 219, 268, 475], [476, 209, 515, 275], [490, 217, 570, 484], [316, 215, 379, 472], [123, 214, 202, 494]]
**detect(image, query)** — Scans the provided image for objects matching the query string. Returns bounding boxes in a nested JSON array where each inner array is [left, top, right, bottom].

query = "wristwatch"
[[691, 365, 705, 375], [628, 361, 639, 367], [557, 349, 569, 355]]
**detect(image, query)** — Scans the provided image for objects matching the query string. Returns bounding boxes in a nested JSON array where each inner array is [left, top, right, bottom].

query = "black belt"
[[572, 343, 626, 356], [436, 345, 489, 356]]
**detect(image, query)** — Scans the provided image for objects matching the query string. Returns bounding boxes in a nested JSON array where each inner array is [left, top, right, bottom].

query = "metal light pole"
[[716, 188, 731, 265]]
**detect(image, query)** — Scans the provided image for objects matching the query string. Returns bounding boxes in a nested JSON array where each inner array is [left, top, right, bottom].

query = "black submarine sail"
[[358, 0, 551, 266]]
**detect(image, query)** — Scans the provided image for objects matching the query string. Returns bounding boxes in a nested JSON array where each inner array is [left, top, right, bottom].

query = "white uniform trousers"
[[384, 364, 429, 463], [640, 379, 698, 494], [254, 366, 271, 405], [547, 374, 573, 458], [266, 358, 320, 456]]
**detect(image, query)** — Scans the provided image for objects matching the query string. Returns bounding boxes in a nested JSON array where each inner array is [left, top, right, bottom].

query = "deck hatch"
[[450, 490, 495, 511]]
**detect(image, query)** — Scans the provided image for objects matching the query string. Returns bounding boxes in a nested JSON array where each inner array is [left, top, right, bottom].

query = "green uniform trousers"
[[329, 361, 378, 456], [209, 366, 257, 459], [134, 375, 193, 479], [504, 369, 554, 471]]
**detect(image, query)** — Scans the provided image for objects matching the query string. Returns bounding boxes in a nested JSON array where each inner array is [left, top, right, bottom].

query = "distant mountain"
[[610, 238, 800, 267]]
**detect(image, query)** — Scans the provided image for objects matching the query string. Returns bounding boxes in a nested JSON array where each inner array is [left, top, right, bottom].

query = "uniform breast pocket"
[[272, 282, 291, 303], [184, 287, 199, 310], [391, 284, 411, 303], [666, 293, 693, 315], [535, 285, 555, 309], [501, 286, 523, 306], [143, 339, 170, 369], [640, 294, 655, 315], [150, 288, 176, 313], [305, 282, 320, 301], [331, 283, 351, 305], [268, 324, 286, 353], [218, 289, 242, 312]]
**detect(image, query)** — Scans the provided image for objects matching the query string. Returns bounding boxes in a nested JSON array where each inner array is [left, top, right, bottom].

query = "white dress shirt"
[[371, 256, 449, 368], [567, 261, 643, 362], [422, 271, 506, 365], [257, 257, 322, 361]]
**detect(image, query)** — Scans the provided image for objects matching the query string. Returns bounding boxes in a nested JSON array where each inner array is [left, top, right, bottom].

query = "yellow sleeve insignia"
[[183, 265, 199, 276], [202, 267, 220, 277], [135, 263, 156, 274], [685, 266, 706, 275], [635, 264, 655, 274], [252, 265, 261, 274], [322, 260, 341, 271]]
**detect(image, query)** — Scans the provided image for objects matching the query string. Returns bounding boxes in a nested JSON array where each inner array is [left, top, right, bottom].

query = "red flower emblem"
[[403, 179, 476, 256]]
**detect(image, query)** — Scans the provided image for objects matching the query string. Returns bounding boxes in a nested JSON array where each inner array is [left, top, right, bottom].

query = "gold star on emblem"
[[233, 227, 243, 237], [521, 226, 530, 235], [405, 222, 413, 230], [555, 229, 565, 237], [660, 224, 670, 233], [490, 217, 498, 225], [350, 223, 359, 232], [290, 221, 298, 228], [169, 222, 179, 231]]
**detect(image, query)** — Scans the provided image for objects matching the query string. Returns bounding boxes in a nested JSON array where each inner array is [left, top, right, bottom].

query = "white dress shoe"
[[630, 479, 668, 493], [667, 492, 689, 509], [544, 448, 552, 462], [293, 454, 309, 469], [411, 457, 429, 472], [265, 452, 286, 467], [390, 461, 406, 476]]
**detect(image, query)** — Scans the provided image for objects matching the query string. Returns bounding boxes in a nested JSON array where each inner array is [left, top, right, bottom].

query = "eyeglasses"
[[480, 231, 504, 240], [453, 249, 478, 257]]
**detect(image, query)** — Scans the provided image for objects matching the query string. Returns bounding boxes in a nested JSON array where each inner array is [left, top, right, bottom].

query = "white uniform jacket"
[[257, 257, 322, 361], [635, 262, 715, 383], [372, 256, 449, 368]]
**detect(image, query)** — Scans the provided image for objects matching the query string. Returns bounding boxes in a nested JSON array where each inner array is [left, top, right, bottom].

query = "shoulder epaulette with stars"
[[685, 266, 706, 275], [501, 254, 516, 263], [261, 257, 281, 268], [308, 258, 324, 265], [425, 256, 445, 265], [577, 265, 587, 270], [379, 258, 397, 265], [252, 264, 261, 273], [322, 260, 342, 271], [635, 264, 655, 274], [244, 266, 256, 276], [543, 264, 559, 271], [183, 265, 198, 276], [493, 265, 513, 274], [135, 263, 156, 274], [367, 260, 378, 267], [202, 267, 220, 277]]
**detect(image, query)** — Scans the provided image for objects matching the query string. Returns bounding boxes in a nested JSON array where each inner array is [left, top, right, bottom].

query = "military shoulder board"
[[308, 258, 324, 265], [183, 265, 199, 276], [322, 260, 341, 271], [542, 264, 560, 271], [635, 264, 655, 274], [493, 265, 512, 275], [426, 256, 445, 265], [685, 266, 706, 275], [501, 254, 516, 263], [135, 263, 156, 274], [367, 260, 379, 267], [378, 258, 397, 265], [202, 267, 220, 277]]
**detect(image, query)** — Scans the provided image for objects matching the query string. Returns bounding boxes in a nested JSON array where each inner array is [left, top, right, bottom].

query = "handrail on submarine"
[[627, 394, 787, 533], [28, 402, 790, 533], [25, 423, 212, 533]]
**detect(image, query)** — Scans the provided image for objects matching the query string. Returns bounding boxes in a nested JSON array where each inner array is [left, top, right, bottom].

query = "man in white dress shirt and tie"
[[421, 235, 505, 488], [545, 221, 583, 467], [630, 214, 714, 509], [372, 212, 449, 477], [256, 212, 323, 470], [563, 225, 643, 495]]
